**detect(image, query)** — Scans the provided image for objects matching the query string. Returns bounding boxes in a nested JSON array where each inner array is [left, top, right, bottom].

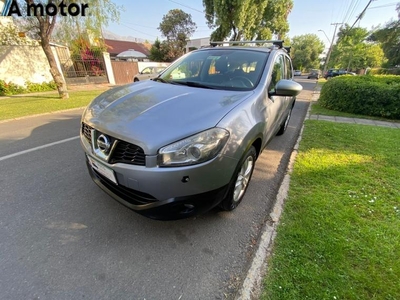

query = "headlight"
[[158, 128, 230, 167]]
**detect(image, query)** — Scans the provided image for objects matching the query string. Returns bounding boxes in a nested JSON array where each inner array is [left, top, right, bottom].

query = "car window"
[[284, 55, 293, 79], [160, 49, 269, 91], [141, 67, 152, 74], [268, 54, 285, 92], [155, 67, 166, 73]]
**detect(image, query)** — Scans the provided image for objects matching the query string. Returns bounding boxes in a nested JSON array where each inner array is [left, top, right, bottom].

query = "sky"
[[105, 0, 399, 49]]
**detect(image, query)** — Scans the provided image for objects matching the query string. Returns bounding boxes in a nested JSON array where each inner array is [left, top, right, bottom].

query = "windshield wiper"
[[152, 77, 168, 83], [172, 81, 217, 89]]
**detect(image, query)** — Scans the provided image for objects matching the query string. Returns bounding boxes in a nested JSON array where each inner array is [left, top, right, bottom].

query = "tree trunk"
[[41, 40, 69, 99]]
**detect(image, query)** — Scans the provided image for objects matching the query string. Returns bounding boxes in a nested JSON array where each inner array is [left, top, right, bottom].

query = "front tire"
[[276, 105, 293, 136], [219, 146, 257, 211]]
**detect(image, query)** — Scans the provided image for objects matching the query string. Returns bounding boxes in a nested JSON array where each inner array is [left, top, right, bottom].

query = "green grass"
[[262, 121, 400, 300], [0, 90, 104, 121]]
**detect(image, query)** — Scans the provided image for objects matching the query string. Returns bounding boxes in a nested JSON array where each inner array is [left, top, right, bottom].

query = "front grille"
[[82, 123, 146, 166], [82, 123, 93, 144], [90, 167, 157, 205], [109, 141, 146, 165]]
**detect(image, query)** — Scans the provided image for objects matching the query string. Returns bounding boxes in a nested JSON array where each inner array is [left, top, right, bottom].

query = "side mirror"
[[271, 79, 303, 97]]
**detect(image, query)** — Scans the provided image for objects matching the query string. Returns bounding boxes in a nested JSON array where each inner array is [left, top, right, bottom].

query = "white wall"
[[0, 45, 54, 86]]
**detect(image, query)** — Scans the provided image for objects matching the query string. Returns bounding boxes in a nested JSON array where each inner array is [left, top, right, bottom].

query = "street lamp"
[[318, 29, 331, 44], [320, 23, 342, 75]]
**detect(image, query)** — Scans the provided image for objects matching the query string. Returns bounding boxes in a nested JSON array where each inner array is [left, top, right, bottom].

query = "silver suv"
[[80, 40, 302, 220]]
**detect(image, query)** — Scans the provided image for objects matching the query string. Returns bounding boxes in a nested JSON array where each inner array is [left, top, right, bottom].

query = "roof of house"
[[104, 38, 150, 56]]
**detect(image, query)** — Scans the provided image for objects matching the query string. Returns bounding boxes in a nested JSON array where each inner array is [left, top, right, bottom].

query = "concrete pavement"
[[308, 114, 400, 128]]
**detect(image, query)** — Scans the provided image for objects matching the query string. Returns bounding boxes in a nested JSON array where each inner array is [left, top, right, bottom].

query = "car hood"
[[83, 80, 253, 154]]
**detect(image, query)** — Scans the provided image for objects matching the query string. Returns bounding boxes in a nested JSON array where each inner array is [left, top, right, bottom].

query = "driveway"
[[0, 80, 312, 299]]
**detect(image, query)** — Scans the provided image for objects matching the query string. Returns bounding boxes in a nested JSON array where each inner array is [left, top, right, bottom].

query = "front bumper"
[[86, 158, 229, 220], [81, 127, 239, 219]]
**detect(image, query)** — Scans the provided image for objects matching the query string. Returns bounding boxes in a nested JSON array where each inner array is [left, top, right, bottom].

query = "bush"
[[0, 80, 25, 96], [26, 81, 57, 93], [0, 80, 57, 96], [367, 68, 400, 75], [319, 75, 400, 120]]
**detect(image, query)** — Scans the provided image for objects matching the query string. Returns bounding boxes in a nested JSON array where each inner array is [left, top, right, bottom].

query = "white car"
[[133, 66, 166, 82], [294, 70, 302, 76]]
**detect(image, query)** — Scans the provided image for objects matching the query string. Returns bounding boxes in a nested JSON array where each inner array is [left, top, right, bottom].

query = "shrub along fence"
[[0, 80, 56, 96], [318, 75, 400, 120]]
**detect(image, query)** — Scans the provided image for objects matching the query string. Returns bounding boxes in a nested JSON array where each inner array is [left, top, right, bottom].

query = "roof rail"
[[210, 40, 285, 48]]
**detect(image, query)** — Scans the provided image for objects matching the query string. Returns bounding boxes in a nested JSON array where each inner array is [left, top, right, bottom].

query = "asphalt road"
[[0, 78, 316, 300]]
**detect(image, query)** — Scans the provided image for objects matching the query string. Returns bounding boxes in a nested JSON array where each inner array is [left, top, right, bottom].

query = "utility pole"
[[322, 22, 342, 75]]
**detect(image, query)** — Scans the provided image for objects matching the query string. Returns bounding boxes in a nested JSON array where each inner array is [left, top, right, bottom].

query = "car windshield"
[[159, 49, 269, 91]]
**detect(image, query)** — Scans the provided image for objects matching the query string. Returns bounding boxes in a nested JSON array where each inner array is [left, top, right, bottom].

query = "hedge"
[[0, 80, 57, 96], [318, 75, 400, 120]]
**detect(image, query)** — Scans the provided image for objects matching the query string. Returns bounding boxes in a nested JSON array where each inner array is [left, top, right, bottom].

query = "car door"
[[264, 54, 286, 142], [138, 67, 153, 80]]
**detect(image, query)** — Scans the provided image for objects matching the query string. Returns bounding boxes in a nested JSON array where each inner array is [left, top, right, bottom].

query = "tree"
[[398, 2, 400, 18], [0, 18, 37, 45], [149, 38, 169, 62], [203, 0, 293, 41], [330, 25, 386, 70], [158, 9, 196, 61], [291, 34, 324, 71], [369, 5, 400, 67], [11, 0, 120, 99]]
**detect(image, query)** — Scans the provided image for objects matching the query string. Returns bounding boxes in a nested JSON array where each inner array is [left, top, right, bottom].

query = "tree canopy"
[[148, 38, 169, 62], [203, 0, 293, 41], [157, 9, 196, 61], [369, 4, 400, 67], [290, 34, 324, 71], [330, 25, 386, 70]]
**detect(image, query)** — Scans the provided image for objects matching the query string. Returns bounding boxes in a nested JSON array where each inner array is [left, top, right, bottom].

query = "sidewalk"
[[308, 114, 400, 128]]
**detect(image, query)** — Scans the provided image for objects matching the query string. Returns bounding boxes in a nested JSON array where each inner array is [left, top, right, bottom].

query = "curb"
[[235, 104, 310, 300], [0, 107, 87, 124]]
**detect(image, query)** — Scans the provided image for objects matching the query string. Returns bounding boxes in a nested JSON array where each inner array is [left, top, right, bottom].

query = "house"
[[104, 38, 150, 60], [186, 37, 211, 52]]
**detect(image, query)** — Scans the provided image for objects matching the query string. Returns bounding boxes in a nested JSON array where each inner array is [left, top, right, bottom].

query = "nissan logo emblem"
[[97, 134, 111, 154]]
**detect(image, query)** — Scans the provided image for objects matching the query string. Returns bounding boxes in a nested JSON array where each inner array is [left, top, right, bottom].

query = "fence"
[[111, 61, 139, 85], [56, 47, 108, 85]]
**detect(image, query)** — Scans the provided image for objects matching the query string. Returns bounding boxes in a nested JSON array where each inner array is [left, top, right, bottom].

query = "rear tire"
[[134, 78, 139, 82], [219, 146, 257, 211]]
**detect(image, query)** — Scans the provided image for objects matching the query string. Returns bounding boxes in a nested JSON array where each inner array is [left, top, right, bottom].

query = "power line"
[[342, 0, 358, 24], [167, 0, 214, 18], [122, 22, 158, 30], [119, 23, 159, 38], [368, 2, 398, 9], [350, 0, 376, 29], [347, 0, 362, 23]]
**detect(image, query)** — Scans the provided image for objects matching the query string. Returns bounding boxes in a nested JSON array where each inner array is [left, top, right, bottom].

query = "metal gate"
[[111, 61, 139, 85], [56, 47, 109, 85]]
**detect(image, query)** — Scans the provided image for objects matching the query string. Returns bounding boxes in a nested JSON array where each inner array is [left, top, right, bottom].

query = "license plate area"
[[87, 155, 118, 185]]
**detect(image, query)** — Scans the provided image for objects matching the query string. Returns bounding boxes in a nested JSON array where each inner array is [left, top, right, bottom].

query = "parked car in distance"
[[324, 69, 356, 79], [133, 66, 166, 82], [307, 69, 321, 79], [294, 70, 302, 76], [80, 40, 302, 220]]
